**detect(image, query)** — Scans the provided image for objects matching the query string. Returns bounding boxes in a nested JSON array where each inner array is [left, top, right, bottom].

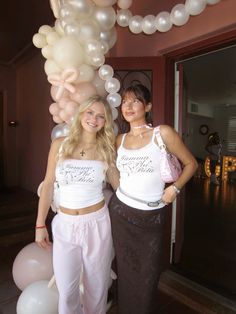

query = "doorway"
[[172, 45, 236, 301], [0, 92, 4, 189]]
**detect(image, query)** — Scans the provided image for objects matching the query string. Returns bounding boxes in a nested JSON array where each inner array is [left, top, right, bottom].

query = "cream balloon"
[[59, 109, 71, 122], [88, 54, 105, 68], [70, 82, 97, 104], [77, 64, 95, 82], [105, 78, 121, 94], [142, 15, 156, 35], [155, 12, 172, 33], [16, 280, 59, 314], [117, 0, 133, 10], [54, 19, 65, 36], [185, 0, 207, 16], [53, 36, 84, 69], [41, 45, 53, 59], [98, 64, 114, 80], [92, 0, 116, 7], [93, 6, 116, 31], [117, 9, 132, 27], [53, 115, 63, 124], [59, 3, 78, 24], [129, 15, 143, 34], [92, 72, 107, 97], [32, 33, 47, 48], [46, 31, 60, 45], [44, 60, 61, 76], [39, 25, 53, 35], [64, 101, 78, 115], [170, 4, 190, 26], [84, 39, 102, 57], [64, 21, 80, 37]]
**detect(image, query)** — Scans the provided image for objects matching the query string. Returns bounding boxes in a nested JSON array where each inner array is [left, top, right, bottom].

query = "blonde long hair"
[[59, 95, 116, 166]]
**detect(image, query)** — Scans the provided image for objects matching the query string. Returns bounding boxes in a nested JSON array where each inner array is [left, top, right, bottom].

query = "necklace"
[[130, 124, 152, 138], [80, 150, 86, 157], [79, 142, 96, 158]]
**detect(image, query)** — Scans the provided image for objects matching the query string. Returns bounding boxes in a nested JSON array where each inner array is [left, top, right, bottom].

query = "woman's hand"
[[161, 185, 178, 205], [35, 227, 52, 250]]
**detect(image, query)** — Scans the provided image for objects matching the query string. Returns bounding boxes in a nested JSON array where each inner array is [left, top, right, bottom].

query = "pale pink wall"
[[16, 53, 54, 192], [111, 0, 236, 56], [0, 65, 17, 186]]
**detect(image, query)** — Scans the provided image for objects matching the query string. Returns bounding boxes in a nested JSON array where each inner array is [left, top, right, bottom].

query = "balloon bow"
[[48, 68, 79, 100]]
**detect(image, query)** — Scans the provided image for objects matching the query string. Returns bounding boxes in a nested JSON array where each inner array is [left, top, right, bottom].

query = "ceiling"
[[1, 1, 236, 107], [0, 0, 54, 66]]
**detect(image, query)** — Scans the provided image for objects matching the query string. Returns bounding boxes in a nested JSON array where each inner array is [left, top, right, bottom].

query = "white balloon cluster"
[[116, 0, 221, 34], [32, 0, 121, 127]]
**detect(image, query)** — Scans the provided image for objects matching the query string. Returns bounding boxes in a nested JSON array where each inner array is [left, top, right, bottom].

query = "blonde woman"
[[35, 95, 119, 314]]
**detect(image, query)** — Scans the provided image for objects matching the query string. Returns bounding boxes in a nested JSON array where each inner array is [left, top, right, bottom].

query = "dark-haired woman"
[[109, 84, 197, 314]]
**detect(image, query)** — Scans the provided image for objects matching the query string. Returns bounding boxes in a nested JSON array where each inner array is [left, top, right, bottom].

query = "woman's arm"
[[106, 164, 120, 191], [35, 137, 63, 249], [159, 125, 198, 204]]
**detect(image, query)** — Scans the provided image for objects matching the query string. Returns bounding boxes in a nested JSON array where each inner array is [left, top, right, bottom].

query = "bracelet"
[[172, 184, 181, 194], [35, 225, 46, 229]]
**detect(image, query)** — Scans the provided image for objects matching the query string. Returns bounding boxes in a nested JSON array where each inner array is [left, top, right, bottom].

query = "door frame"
[[164, 29, 236, 263]]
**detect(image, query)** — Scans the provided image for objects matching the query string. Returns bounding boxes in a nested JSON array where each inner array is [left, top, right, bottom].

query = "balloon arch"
[[32, 0, 221, 138]]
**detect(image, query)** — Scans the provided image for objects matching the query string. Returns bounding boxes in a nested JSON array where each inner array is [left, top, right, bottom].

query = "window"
[[227, 117, 236, 153]]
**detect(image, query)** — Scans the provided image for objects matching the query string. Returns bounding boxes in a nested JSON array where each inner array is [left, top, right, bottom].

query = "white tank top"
[[116, 130, 165, 210], [56, 159, 106, 209]]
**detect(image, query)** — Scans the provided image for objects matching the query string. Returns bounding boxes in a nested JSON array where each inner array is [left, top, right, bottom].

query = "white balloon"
[[59, 3, 78, 24], [100, 40, 109, 55], [117, 9, 132, 27], [117, 0, 133, 10], [93, 6, 116, 31], [207, 0, 220, 4], [111, 107, 118, 120], [16, 281, 58, 314], [32, 33, 47, 48], [39, 25, 53, 35], [87, 54, 105, 68], [92, 0, 116, 7], [107, 93, 121, 108], [84, 39, 102, 57], [155, 11, 172, 33], [129, 15, 143, 34], [53, 36, 84, 69], [77, 64, 95, 82], [113, 121, 119, 135], [99, 27, 117, 49], [105, 78, 120, 94], [41, 45, 53, 59], [185, 0, 207, 16], [64, 22, 80, 36], [77, 20, 100, 42], [98, 64, 114, 80], [46, 31, 60, 45], [170, 4, 190, 26], [67, 0, 94, 18], [142, 15, 156, 35], [51, 123, 70, 141], [44, 60, 61, 76]]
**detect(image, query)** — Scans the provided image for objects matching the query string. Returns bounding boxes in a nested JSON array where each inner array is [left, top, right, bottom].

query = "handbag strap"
[[154, 126, 167, 153]]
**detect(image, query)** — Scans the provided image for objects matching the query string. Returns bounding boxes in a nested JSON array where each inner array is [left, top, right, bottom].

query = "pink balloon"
[[64, 101, 78, 115], [92, 72, 107, 97], [49, 102, 60, 115], [70, 82, 97, 104], [12, 242, 53, 291], [103, 188, 113, 204], [53, 115, 63, 124], [58, 98, 69, 109], [59, 109, 71, 122], [50, 85, 69, 102]]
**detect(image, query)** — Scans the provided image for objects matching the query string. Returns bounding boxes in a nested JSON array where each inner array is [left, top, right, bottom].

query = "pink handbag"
[[155, 126, 182, 183]]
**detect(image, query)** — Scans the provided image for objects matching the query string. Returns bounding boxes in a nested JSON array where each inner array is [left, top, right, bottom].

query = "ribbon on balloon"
[[48, 68, 79, 101]]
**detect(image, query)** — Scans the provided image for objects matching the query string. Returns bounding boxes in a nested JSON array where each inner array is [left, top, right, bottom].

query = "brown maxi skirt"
[[109, 193, 166, 314]]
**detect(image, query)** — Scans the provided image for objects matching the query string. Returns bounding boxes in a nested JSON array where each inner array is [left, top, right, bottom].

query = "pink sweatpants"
[[52, 205, 113, 314]]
